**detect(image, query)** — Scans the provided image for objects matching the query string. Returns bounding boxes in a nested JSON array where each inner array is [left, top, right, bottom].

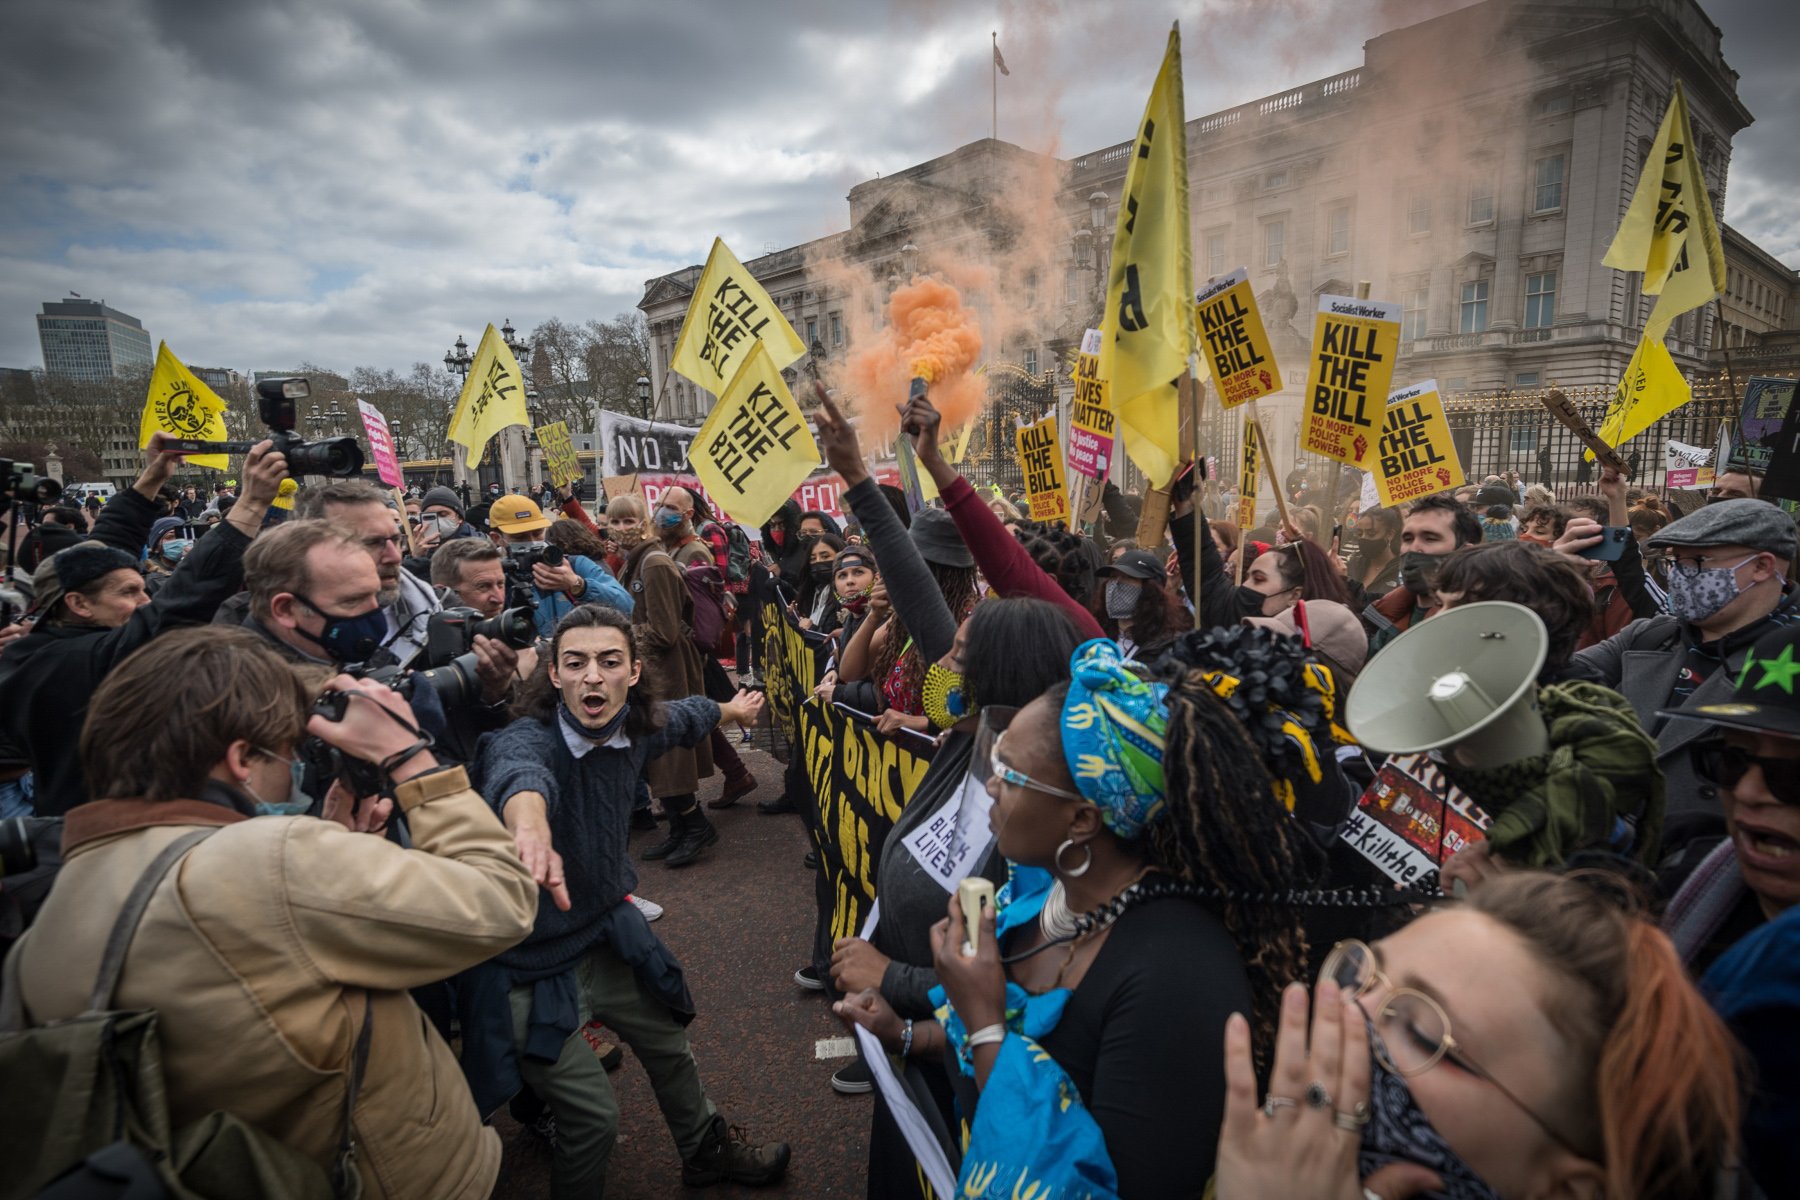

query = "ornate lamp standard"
[[443, 334, 474, 496]]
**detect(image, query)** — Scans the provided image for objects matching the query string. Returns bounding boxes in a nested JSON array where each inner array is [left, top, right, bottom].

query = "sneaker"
[[793, 964, 826, 991], [579, 1021, 625, 1071], [629, 894, 664, 922], [802, 849, 818, 870], [530, 1110, 558, 1147], [831, 1058, 874, 1095], [738, 726, 754, 745], [681, 1114, 791, 1187]]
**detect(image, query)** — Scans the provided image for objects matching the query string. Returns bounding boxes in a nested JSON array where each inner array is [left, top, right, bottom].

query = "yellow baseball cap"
[[489, 493, 550, 534]]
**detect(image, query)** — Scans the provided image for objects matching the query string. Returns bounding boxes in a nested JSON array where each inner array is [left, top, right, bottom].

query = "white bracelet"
[[966, 1023, 1006, 1049]]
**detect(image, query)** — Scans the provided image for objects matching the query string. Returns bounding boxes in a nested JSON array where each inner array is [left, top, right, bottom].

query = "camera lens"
[[288, 437, 367, 479]]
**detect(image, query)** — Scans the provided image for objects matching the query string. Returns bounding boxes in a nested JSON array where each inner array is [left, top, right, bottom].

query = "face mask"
[[1233, 583, 1279, 619], [1359, 1040, 1501, 1200], [1666, 555, 1756, 624], [294, 595, 388, 664], [769, 528, 786, 547], [842, 591, 870, 614], [246, 751, 314, 818], [1399, 550, 1447, 596], [160, 538, 193, 564], [922, 661, 971, 730], [654, 508, 683, 531], [1105, 579, 1142, 620], [809, 562, 836, 585]]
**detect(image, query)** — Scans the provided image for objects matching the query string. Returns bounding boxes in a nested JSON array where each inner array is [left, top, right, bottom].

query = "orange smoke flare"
[[846, 275, 985, 441]]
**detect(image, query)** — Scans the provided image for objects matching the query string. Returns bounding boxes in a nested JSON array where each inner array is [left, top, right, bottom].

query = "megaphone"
[[1346, 601, 1549, 769]]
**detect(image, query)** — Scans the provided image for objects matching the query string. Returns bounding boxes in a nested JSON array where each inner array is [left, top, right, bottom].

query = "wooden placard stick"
[[1542, 389, 1627, 474]]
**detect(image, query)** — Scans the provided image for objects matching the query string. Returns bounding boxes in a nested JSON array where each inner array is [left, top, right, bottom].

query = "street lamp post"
[[499, 320, 531, 493], [443, 334, 474, 494]]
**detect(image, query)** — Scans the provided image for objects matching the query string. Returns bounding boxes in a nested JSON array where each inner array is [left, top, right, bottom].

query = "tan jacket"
[[623, 541, 713, 796], [14, 768, 536, 1200]]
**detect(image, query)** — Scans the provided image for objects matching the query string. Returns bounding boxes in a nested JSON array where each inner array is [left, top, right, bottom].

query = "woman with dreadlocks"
[[837, 639, 1320, 1198]]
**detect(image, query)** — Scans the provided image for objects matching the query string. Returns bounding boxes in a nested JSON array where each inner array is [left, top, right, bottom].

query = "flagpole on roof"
[[992, 32, 998, 141]]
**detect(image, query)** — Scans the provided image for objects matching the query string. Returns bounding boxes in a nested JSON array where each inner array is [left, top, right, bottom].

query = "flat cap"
[[1647, 498, 1797, 560]]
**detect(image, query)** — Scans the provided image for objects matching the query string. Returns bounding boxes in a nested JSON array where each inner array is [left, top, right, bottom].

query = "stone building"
[[641, 0, 1793, 482]]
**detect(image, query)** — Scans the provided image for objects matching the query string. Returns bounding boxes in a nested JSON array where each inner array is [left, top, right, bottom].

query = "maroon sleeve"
[[941, 476, 1103, 639]]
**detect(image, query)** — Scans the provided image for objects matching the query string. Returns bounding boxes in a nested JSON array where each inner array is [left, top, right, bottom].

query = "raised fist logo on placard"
[[1352, 434, 1368, 462], [1435, 467, 1452, 485]]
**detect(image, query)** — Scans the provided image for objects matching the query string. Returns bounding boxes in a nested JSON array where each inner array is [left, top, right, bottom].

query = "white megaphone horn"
[[1345, 601, 1550, 769]]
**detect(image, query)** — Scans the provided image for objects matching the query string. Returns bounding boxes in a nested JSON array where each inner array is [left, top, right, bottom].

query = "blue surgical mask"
[[160, 538, 193, 564], [246, 749, 314, 817], [293, 595, 389, 664], [654, 508, 683, 531]]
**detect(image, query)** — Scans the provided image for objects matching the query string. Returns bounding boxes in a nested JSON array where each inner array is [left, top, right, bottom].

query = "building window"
[[1264, 169, 1288, 189], [1206, 229, 1229, 278], [1326, 205, 1350, 256], [1534, 92, 1572, 117], [1023, 348, 1039, 376], [1403, 286, 1429, 341], [1524, 271, 1557, 328], [1407, 187, 1431, 235], [1263, 219, 1285, 268], [1467, 180, 1494, 225], [830, 313, 843, 346], [1533, 154, 1565, 213], [1460, 280, 1489, 333], [1514, 371, 1541, 389], [1509, 427, 1539, 453], [805, 317, 818, 347]]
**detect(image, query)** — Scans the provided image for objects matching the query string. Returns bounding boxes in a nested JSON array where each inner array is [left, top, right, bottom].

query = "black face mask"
[[1399, 550, 1448, 596], [809, 562, 836, 585], [1359, 1036, 1502, 1199], [1233, 584, 1271, 619]]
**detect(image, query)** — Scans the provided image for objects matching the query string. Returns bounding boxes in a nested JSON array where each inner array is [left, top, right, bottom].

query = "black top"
[[1031, 895, 1251, 1198]]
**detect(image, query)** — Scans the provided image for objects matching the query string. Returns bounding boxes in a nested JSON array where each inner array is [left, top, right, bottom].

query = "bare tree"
[[585, 313, 653, 421]]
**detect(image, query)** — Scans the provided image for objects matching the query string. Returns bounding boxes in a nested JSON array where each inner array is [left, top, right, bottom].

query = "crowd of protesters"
[[0, 401, 1794, 1200]]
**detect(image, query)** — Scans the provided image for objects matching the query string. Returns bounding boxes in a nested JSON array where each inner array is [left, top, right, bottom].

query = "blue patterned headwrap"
[[1059, 638, 1170, 840]]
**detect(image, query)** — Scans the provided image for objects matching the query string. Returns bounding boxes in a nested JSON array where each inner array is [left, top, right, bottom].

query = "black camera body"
[[256, 378, 365, 478], [1, 458, 62, 508], [503, 541, 564, 609], [158, 377, 366, 478], [428, 605, 537, 662]]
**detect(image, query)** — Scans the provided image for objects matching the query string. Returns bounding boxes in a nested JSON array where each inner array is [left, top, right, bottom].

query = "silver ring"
[[1262, 1094, 1300, 1118], [1305, 1081, 1333, 1109], [1364, 1190, 1385, 1200], [1332, 1102, 1371, 1131]]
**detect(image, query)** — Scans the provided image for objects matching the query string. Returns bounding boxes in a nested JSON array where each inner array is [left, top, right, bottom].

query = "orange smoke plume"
[[845, 275, 984, 441]]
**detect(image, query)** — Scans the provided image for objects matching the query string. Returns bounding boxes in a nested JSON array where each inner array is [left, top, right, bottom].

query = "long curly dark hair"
[[871, 560, 979, 704], [1150, 668, 1323, 1066]]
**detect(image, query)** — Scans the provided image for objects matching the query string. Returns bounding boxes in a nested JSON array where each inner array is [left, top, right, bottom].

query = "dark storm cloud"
[[0, 0, 1791, 375]]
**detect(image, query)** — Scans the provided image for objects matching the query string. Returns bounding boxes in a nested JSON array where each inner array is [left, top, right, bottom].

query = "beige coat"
[[623, 540, 713, 797], [14, 769, 536, 1200]]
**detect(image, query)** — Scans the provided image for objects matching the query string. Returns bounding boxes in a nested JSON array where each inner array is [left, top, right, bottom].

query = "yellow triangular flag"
[[1594, 332, 1692, 453], [689, 341, 820, 527], [1601, 82, 1725, 340], [670, 238, 808, 395], [1097, 24, 1194, 488], [140, 342, 231, 470], [447, 325, 530, 468]]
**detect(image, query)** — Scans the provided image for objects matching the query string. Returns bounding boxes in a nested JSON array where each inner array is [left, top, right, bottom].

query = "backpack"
[[683, 560, 729, 653], [0, 830, 365, 1200], [716, 521, 752, 584]]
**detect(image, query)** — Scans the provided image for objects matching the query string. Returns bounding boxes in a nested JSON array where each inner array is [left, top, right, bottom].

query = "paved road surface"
[[491, 734, 871, 1198]]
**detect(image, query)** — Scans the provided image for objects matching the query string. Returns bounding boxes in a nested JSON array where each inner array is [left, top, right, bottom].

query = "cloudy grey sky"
[[0, 0, 1791, 376]]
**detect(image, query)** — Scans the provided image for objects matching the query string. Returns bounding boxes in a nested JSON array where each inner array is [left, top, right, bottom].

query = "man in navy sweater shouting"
[[473, 604, 787, 1195]]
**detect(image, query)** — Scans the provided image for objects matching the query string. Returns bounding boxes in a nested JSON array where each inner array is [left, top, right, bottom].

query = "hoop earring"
[[1055, 838, 1093, 878]]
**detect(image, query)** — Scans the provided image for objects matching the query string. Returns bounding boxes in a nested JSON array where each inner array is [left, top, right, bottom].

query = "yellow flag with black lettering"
[[447, 324, 530, 468], [1601, 82, 1724, 340], [671, 238, 809, 395], [140, 342, 231, 470], [690, 340, 820, 526], [1594, 331, 1692, 453], [1097, 24, 1193, 488]]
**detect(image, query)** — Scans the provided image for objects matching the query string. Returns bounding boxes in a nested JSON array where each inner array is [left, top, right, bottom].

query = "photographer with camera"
[[4, 627, 537, 1199], [488, 493, 632, 636], [289, 480, 442, 665], [0, 433, 288, 818]]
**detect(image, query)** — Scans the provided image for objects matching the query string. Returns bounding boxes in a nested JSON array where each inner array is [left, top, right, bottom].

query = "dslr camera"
[[1, 458, 62, 508], [161, 377, 366, 478], [428, 605, 537, 659]]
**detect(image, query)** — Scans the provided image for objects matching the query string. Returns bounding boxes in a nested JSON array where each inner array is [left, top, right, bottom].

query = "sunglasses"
[[1693, 737, 1800, 804]]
